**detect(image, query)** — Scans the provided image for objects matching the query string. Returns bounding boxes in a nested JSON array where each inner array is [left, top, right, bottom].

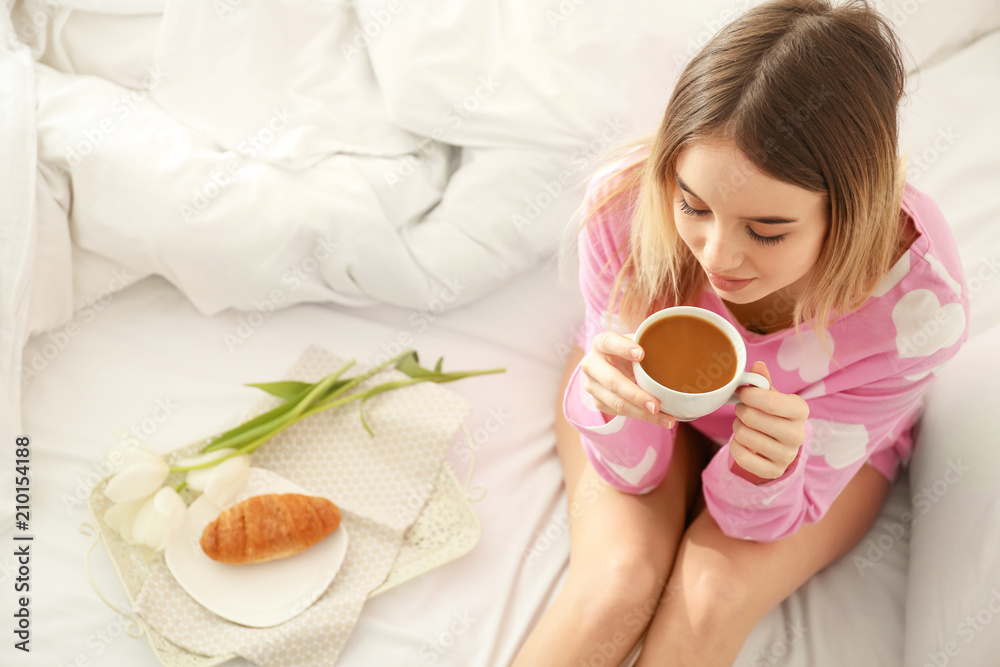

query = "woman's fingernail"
[[645, 401, 656, 414], [660, 416, 675, 428], [631, 347, 642, 360]]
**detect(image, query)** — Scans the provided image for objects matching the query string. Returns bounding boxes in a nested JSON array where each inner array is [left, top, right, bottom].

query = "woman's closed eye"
[[676, 196, 709, 218], [675, 196, 786, 247], [745, 226, 785, 246]]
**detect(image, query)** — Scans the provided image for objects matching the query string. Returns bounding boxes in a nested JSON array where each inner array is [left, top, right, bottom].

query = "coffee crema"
[[637, 315, 737, 393]]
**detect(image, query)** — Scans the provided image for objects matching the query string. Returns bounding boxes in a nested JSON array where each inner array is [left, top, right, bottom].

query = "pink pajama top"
[[563, 160, 971, 542]]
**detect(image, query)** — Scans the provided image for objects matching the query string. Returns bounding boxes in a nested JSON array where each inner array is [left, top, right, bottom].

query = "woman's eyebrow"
[[674, 172, 705, 201], [673, 171, 799, 224]]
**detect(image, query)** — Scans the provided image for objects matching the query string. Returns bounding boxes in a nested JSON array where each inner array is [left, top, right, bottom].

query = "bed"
[[2, 1, 999, 666]]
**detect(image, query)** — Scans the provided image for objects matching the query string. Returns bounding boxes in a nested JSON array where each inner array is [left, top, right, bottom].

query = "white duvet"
[[0, 2, 573, 447]]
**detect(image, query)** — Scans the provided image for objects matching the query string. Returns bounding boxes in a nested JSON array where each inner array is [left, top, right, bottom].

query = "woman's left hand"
[[730, 362, 809, 483]]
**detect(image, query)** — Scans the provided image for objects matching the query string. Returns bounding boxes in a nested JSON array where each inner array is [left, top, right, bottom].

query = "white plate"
[[164, 467, 348, 628]]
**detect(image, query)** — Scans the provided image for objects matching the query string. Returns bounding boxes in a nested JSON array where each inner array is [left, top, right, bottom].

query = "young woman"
[[512, 1, 970, 665]]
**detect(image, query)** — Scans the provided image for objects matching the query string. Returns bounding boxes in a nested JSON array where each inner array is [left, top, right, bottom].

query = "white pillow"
[[874, 0, 1000, 72], [904, 323, 1000, 666], [356, 0, 742, 148], [357, 0, 1000, 151]]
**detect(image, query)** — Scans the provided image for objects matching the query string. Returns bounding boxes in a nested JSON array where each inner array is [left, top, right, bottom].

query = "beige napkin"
[[133, 344, 474, 666]]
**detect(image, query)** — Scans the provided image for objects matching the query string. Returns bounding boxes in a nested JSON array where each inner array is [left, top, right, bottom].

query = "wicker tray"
[[82, 435, 482, 667]]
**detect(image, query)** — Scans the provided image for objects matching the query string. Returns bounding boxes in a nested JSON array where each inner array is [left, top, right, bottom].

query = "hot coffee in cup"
[[637, 314, 738, 393], [584, 306, 769, 434]]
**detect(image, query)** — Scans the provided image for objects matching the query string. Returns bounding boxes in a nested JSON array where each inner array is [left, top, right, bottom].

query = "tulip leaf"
[[202, 389, 308, 452], [358, 378, 423, 436], [247, 379, 355, 402], [203, 362, 354, 453], [394, 350, 432, 378], [356, 357, 506, 436], [195, 349, 504, 458], [244, 381, 313, 400]]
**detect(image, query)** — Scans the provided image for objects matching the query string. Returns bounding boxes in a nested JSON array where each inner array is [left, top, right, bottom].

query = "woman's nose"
[[701, 224, 742, 272]]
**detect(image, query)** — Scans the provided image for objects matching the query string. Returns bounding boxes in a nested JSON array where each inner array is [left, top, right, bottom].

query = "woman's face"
[[672, 139, 829, 306]]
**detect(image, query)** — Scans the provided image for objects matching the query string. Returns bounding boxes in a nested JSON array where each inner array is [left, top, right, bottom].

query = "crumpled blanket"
[[1, 0, 675, 442]]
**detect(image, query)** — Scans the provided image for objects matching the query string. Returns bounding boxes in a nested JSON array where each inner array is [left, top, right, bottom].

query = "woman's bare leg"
[[512, 347, 713, 667], [635, 463, 890, 666]]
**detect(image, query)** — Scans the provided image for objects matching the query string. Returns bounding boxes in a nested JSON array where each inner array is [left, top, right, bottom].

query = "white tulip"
[[203, 455, 250, 506], [101, 445, 249, 551], [103, 497, 147, 543], [174, 448, 240, 492], [102, 447, 169, 503], [130, 487, 188, 552]]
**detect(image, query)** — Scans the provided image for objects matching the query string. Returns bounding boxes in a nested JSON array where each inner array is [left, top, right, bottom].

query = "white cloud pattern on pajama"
[[607, 446, 658, 487], [923, 253, 964, 296], [891, 289, 965, 359], [809, 418, 869, 469], [777, 328, 835, 383]]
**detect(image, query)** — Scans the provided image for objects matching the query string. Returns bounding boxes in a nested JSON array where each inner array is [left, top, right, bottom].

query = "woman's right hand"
[[579, 331, 676, 429]]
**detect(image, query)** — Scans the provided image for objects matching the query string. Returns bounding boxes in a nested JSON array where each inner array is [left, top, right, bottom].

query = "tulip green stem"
[[167, 349, 504, 475], [169, 446, 249, 473], [199, 359, 357, 454]]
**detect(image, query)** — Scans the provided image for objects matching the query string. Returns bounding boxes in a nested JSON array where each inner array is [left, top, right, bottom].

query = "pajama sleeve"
[[562, 175, 676, 494], [563, 363, 677, 494], [701, 315, 970, 542]]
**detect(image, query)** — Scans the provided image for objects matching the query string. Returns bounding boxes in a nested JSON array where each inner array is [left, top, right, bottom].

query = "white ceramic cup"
[[586, 306, 770, 435]]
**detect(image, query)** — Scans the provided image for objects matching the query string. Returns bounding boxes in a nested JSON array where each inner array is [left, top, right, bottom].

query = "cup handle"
[[725, 371, 770, 404], [583, 332, 635, 435]]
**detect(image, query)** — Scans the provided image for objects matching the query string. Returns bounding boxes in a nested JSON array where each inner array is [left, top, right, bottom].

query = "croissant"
[[200, 493, 341, 564]]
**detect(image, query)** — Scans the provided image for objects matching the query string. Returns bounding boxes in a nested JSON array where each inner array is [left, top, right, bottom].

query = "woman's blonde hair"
[[564, 0, 909, 358]]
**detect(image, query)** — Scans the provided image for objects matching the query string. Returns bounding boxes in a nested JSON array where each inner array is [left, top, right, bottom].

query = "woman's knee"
[[665, 553, 750, 634], [566, 539, 674, 626]]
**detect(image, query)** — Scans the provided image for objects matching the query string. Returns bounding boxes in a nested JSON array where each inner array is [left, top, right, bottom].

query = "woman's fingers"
[[732, 418, 793, 466], [581, 331, 675, 427], [593, 331, 643, 362], [584, 373, 675, 428], [736, 385, 809, 421], [581, 352, 655, 411], [584, 332, 648, 402], [734, 404, 805, 451], [729, 438, 786, 480]]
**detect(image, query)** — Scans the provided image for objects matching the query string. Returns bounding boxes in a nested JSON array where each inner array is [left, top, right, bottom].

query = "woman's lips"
[[706, 269, 755, 291]]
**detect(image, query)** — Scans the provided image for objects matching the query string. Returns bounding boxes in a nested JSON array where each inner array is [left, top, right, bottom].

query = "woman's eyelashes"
[[676, 196, 709, 217], [675, 196, 786, 246], [745, 226, 785, 246]]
